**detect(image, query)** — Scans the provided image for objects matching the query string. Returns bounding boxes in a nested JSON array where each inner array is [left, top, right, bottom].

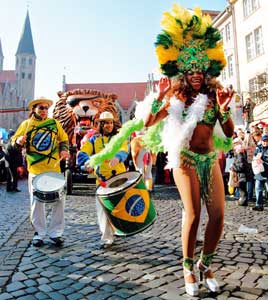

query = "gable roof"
[[0, 70, 16, 83], [16, 11, 36, 56], [65, 82, 155, 110]]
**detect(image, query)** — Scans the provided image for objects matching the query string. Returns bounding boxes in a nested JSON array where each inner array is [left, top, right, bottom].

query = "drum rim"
[[33, 171, 65, 193], [96, 171, 142, 197]]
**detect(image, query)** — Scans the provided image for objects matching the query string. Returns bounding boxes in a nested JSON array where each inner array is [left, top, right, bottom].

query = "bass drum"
[[96, 171, 156, 236], [32, 172, 65, 203]]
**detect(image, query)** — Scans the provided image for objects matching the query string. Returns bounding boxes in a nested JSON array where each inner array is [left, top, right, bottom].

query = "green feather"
[[155, 31, 173, 48], [89, 119, 144, 168], [141, 121, 164, 153], [213, 135, 233, 152], [161, 61, 179, 77]]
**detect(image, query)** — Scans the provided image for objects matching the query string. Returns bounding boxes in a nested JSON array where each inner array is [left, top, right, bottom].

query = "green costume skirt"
[[180, 149, 217, 203]]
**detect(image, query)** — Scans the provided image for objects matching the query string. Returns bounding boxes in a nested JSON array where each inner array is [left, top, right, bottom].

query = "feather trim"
[[162, 94, 209, 169]]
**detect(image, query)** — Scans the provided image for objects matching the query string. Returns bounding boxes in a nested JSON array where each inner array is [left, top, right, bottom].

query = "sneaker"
[[50, 236, 64, 246], [252, 206, 264, 211], [32, 239, 44, 247], [99, 244, 113, 249]]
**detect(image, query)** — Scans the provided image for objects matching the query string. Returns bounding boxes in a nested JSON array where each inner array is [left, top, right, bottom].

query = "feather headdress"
[[155, 4, 226, 77]]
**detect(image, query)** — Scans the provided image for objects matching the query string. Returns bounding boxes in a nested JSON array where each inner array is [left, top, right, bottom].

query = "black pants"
[[238, 181, 248, 204], [6, 164, 18, 191]]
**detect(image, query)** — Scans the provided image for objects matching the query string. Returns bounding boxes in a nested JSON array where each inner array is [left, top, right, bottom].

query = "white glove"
[[84, 160, 94, 173]]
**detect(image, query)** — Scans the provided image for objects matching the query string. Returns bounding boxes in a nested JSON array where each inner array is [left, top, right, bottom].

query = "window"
[[246, 33, 254, 61], [243, 0, 260, 18], [28, 73, 32, 80], [254, 26, 264, 57], [29, 58, 32, 65], [221, 68, 227, 81], [249, 77, 257, 92], [245, 26, 264, 61], [21, 72, 25, 79], [220, 29, 224, 42], [227, 55, 233, 77], [21, 57, 26, 65], [225, 23, 231, 42]]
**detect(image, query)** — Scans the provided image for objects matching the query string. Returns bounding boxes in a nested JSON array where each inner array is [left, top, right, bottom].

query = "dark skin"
[[145, 73, 234, 283]]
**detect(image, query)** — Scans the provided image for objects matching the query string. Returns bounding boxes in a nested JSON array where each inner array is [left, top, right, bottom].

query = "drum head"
[[33, 172, 65, 192], [97, 171, 141, 196]]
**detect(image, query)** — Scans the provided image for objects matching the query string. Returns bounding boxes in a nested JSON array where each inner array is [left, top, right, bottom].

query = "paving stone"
[[0, 183, 268, 300], [6, 281, 25, 292], [47, 292, 67, 300], [0, 293, 14, 300]]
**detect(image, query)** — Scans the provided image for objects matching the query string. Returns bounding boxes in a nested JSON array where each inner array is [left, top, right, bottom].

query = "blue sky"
[[0, 0, 227, 100]]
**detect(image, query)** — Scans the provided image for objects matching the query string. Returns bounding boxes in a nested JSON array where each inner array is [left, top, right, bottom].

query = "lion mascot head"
[[53, 89, 121, 147]]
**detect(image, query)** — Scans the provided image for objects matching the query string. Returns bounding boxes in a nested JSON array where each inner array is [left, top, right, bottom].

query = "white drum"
[[33, 172, 65, 203]]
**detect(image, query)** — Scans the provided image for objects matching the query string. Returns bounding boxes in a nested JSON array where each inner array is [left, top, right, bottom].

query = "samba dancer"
[[135, 5, 234, 296], [77, 111, 128, 248], [11, 97, 69, 247]]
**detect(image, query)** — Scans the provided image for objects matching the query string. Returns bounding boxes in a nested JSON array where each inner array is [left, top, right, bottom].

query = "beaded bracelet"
[[151, 99, 163, 115], [220, 108, 231, 124]]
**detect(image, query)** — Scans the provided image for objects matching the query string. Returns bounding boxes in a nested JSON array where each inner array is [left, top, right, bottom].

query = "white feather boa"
[[162, 94, 208, 169]]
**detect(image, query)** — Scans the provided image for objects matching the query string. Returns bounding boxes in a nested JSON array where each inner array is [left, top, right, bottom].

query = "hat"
[[97, 111, 114, 121], [155, 5, 226, 77], [262, 135, 268, 141], [27, 97, 53, 110], [233, 137, 242, 144]]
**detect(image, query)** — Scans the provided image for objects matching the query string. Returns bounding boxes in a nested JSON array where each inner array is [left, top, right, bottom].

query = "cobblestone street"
[[0, 180, 268, 299]]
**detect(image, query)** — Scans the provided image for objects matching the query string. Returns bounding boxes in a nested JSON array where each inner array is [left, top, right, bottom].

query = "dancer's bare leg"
[[173, 166, 201, 283]]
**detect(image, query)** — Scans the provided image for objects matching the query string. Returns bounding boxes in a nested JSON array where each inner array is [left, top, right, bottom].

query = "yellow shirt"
[[79, 134, 128, 184], [12, 117, 68, 175]]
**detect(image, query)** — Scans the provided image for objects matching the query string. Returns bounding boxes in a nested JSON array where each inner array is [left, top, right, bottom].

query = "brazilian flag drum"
[[96, 171, 156, 236]]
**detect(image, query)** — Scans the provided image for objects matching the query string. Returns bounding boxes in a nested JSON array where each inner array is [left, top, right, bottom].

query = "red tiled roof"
[[0, 70, 16, 83], [65, 82, 153, 110]]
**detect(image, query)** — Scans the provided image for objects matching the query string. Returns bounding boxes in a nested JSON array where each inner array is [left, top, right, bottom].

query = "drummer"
[[11, 97, 69, 247], [77, 111, 128, 248]]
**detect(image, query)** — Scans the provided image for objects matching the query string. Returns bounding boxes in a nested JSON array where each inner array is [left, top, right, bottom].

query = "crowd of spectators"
[[224, 122, 268, 211]]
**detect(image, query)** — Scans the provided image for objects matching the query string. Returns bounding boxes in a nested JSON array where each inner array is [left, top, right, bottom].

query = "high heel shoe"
[[197, 259, 220, 292], [183, 267, 199, 296]]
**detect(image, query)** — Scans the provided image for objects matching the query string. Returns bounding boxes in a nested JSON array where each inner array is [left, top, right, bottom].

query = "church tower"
[[15, 10, 36, 104], [0, 38, 3, 72]]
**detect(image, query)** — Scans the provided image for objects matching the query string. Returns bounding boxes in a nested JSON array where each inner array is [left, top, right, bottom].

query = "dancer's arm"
[[144, 77, 171, 127], [216, 88, 234, 137]]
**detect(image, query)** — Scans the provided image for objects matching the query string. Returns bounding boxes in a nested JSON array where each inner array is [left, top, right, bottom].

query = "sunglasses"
[[37, 106, 49, 110]]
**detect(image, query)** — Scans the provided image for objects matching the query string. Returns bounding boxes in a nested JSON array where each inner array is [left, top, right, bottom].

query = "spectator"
[[5, 142, 23, 192], [252, 134, 268, 211], [232, 138, 250, 206], [242, 97, 256, 129]]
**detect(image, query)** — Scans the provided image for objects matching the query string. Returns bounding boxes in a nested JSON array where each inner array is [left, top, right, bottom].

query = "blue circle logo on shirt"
[[32, 131, 52, 151]]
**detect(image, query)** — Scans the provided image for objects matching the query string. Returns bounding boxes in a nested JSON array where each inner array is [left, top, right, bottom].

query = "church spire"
[[16, 10, 36, 56]]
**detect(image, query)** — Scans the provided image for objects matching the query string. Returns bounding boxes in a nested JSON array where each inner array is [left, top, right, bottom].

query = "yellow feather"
[[206, 42, 227, 66], [155, 45, 180, 65], [193, 7, 202, 19], [161, 12, 184, 47], [171, 3, 191, 25]]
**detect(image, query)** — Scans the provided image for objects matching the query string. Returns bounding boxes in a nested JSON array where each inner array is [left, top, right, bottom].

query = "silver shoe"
[[197, 260, 220, 292], [183, 267, 199, 296]]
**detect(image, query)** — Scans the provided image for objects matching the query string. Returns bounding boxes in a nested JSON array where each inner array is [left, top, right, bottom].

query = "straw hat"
[[27, 97, 54, 110], [97, 111, 114, 121]]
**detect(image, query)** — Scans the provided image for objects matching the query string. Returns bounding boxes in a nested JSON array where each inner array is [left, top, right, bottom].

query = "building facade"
[[213, 0, 268, 124], [0, 11, 36, 130]]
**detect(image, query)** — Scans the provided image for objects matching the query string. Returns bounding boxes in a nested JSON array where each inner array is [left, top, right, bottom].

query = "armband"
[[220, 107, 231, 124], [151, 99, 163, 115]]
